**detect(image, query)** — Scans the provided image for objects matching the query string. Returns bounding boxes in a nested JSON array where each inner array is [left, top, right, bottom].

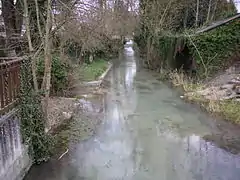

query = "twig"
[[58, 149, 69, 160], [159, 0, 173, 28], [185, 31, 208, 77], [206, 53, 218, 66]]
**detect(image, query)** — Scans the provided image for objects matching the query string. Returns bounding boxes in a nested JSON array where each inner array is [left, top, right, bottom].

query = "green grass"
[[219, 100, 240, 124], [78, 59, 108, 81]]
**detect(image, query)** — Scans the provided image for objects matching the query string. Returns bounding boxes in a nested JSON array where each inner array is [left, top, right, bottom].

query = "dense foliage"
[[19, 58, 52, 164], [188, 19, 240, 77], [37, 54, 70, 94]]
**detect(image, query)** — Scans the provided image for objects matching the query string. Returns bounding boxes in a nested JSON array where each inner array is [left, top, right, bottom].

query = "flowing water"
[[24, 41, 240, 180]]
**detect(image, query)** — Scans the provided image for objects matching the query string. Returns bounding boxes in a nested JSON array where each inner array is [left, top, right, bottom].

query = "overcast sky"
[[234, 0, 240, 12]]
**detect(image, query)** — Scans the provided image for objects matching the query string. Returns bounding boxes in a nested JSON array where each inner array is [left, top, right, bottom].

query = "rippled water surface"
[[24, 41, 240, 180]]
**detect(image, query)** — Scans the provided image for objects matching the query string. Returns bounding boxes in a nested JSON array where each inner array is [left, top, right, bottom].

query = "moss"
[[78, 59, 108, 81]]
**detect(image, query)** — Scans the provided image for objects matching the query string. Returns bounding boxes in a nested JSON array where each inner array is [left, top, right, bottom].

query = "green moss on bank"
[[78, 59, 108, 81]]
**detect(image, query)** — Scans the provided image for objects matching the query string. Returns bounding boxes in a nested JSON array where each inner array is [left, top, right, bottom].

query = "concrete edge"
[[17, 146, 32, 180], [82, 62, 112, 87], [98, 62, 113, 80], [1, 145, 32, 180]]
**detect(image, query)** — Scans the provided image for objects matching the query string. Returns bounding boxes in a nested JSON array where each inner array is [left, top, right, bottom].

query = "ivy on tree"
[[19, 57, 52, 164]]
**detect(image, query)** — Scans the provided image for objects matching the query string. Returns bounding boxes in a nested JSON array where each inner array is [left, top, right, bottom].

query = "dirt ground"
[[47, 97, 76, 132], [196, 61, 240, 101]]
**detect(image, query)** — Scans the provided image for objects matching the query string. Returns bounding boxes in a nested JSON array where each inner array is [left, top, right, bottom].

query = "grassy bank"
[[187, 94, 240, 124], [78, 59, 109, 81], [168, 71, 240, 124]]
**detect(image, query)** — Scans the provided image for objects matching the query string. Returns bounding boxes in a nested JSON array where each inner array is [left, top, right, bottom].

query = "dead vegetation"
[[169, 70, 240, 124]]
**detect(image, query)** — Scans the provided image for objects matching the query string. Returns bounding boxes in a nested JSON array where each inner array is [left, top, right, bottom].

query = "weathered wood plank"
[[0, 58, 23, 115]]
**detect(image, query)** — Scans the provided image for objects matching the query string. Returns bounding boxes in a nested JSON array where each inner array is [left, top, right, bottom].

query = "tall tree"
[[1, 0, 23, 56]]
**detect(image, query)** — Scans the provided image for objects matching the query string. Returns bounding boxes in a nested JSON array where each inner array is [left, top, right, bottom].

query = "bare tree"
[[1, 0, 23, 56], [23, 0, 39, 91], [195, 0, 200, 27], [41, 0, 52, 128]]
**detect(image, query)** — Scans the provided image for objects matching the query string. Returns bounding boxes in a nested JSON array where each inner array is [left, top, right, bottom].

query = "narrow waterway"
[[24, 41, 240, 180]]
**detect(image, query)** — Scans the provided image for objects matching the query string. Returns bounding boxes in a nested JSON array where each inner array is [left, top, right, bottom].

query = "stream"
[[24, 41, 240, 180]]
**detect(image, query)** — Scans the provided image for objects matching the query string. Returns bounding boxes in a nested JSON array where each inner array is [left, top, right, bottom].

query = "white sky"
[[234, 0, 240, 12]]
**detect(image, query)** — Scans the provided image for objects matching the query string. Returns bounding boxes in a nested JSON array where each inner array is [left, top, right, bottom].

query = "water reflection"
[[68, 43, 138, 179]]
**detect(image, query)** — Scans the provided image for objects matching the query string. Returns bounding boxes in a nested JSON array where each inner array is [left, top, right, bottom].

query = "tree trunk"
[[1, 0, 17, 56], [206, 0, 213, 23], [195, 0, 199, 27], [210, 0, 218, 21], [1, 0, 23, 57], [23, 0, 39, 92], [42, 0, 52, 130], [15, 0, 24, 35], [183, 8, 189, 29], [146, 36, 152, 68], [34, 0, 43, 38], [29, 0, 46, 48]]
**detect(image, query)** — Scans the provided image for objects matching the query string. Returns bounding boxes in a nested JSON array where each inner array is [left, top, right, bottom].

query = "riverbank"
[[47, 59, 111, 127], [168, 65, 240, 124], [45, 60, 112, 157], [51, 94, 105, 158]]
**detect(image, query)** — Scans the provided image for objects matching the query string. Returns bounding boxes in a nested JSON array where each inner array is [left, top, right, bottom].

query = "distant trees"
[[57, 0, 138, 62]]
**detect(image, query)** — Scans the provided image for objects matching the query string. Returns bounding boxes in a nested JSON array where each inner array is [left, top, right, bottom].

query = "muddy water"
[[24, 41, 240, 180]]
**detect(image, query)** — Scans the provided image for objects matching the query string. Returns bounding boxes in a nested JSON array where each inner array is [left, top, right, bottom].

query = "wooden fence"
[[0, 57, 22, 115]]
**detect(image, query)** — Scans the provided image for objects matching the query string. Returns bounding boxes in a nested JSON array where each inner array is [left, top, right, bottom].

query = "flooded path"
[[24, 41, 240, 180]]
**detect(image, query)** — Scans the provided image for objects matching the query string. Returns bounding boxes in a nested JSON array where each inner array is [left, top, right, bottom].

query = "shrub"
[[188, 19, 240, 77], [37, 54, 70, 94]]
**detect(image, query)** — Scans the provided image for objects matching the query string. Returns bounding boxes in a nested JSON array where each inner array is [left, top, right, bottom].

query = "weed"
[[169, 70, 203, 92], [170, 71, 240, 124]]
